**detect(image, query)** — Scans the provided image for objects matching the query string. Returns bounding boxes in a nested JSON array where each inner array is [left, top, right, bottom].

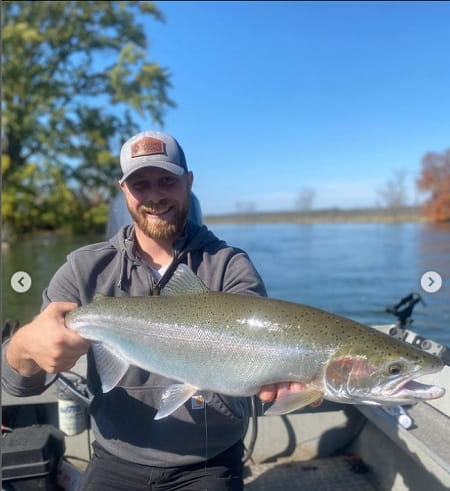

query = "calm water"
[[2, 222, 450, 346]]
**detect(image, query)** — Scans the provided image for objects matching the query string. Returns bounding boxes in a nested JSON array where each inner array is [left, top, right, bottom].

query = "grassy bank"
[[204, 206, 427, 224]]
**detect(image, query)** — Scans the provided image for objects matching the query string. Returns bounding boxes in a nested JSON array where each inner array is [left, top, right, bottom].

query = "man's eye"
[[161, 177, 176, 187], [130, 181, 147, 191]]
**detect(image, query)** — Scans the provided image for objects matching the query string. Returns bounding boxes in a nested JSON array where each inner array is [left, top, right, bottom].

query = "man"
[[2, 130, 308, 490]]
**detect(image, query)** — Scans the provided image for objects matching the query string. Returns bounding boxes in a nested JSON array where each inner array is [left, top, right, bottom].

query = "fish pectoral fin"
[[264, 388, 323, 416], [155, 383, 199, 420], [91, 343, 129, 393]]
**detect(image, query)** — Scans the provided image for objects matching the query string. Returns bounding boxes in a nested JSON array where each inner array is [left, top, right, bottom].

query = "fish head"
[[322, 337, 445, 406]]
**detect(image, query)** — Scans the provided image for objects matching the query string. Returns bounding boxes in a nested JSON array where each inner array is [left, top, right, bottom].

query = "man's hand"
[[258, 382, 323, 408], [5, 302, 90, 376]]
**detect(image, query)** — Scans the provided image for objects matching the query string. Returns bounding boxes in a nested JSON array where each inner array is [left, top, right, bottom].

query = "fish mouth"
[[341, 374, 445, 405], [386, 379, 445, 401], [345, 380, 445, 406]]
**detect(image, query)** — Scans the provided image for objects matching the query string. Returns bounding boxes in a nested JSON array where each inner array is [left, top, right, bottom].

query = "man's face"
[[121, 167, 193, 241]]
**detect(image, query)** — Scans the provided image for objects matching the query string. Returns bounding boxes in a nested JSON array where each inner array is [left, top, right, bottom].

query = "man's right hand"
[[5, 302, 90, 376]]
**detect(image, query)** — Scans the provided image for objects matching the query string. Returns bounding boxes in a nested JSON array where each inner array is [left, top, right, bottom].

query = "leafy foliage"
[[2, 1, 174, 237], [416, 149, 450, 222]]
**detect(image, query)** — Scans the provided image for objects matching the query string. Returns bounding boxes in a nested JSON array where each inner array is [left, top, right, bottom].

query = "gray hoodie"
[[2, 222, 267, 467]]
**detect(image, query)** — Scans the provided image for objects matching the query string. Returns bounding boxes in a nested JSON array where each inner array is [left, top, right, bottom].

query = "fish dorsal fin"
[[162, 264, 209, 296], [91, 343, 129, 393]]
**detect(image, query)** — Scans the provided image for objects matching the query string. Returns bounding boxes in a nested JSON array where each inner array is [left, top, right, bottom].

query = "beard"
[[127, 194, 190, 242]]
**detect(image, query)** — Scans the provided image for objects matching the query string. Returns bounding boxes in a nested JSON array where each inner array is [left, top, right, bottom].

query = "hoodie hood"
[[110, 221, 227, 292]]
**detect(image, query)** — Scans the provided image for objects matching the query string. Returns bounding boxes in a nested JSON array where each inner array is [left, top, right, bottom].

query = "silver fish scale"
[[66, 288, 443, 400], [67, 293, 332, 394]]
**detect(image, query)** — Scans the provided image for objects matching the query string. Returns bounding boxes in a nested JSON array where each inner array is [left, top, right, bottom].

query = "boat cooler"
[[1, 425, 65, 490]]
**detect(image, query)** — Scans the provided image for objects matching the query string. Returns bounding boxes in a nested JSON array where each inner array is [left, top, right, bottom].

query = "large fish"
[[65, 264, 445, 420]]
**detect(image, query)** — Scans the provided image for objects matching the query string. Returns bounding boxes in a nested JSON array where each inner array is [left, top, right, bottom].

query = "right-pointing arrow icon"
[[421, 271, 442, 293]]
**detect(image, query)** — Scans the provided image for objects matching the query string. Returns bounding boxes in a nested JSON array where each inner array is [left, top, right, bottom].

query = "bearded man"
[[2, 130, 308, 490]]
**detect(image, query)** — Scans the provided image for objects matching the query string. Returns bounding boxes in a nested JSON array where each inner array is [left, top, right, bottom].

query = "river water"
[[2, 222, 449, 346]]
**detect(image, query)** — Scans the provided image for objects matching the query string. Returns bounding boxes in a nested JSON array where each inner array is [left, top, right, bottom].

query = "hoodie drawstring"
[[117, 249, 131, 291]]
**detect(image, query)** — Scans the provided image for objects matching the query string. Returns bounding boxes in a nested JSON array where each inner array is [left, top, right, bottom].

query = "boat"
[[2, 194, 449, 491]]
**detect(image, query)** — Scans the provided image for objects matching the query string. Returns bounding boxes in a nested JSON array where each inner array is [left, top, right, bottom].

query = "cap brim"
[[119, 161, 186, 184]]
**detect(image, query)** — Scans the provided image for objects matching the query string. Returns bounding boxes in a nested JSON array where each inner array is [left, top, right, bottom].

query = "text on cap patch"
[[131, 137, 165, 158]]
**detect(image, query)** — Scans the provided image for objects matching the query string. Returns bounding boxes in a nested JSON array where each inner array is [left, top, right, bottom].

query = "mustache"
[[138, 200, 173, 214]]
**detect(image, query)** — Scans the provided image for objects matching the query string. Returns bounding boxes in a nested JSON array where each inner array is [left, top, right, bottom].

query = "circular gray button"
[[420, 271, 442, 293], [10, 271, 32, 293]]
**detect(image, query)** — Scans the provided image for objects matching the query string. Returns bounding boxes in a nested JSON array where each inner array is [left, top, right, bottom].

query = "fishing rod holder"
[[377, 292, 450, 366], [385, 292, 426, 328]]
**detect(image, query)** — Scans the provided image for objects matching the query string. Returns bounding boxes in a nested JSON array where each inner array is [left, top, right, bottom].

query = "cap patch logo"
[[131, 137, 165, 158]]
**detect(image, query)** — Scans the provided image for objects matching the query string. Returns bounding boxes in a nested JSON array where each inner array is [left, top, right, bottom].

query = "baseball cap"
[[119, 130, 188, 183]]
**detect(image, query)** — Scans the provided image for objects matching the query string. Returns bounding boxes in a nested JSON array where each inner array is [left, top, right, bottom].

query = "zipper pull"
[[151, 277, 161, 296]]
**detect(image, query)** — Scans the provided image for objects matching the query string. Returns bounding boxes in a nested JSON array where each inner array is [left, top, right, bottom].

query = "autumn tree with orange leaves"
[[416, 149, 450, 222]]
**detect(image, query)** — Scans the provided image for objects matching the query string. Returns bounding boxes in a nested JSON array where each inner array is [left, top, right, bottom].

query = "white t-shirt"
[[149, 264, 170, 280]]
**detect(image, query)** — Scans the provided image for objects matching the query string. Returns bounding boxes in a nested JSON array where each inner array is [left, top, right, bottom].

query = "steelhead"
[[65, 264, 445, 420]]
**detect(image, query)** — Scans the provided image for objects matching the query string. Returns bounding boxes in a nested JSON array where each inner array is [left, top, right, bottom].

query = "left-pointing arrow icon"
[[11, 271, 32, 293]]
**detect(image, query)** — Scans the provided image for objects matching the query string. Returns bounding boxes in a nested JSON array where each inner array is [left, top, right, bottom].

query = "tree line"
[[287, 157, 450, 222]]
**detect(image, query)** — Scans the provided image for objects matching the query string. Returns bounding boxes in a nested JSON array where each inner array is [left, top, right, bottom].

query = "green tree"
[[2, 1, 174, 237]]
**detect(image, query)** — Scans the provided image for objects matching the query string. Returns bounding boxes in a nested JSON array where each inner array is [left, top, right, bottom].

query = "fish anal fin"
[[155, 383, 199, 420], [92, 343, 129, 393], [162, 264, 209, 296], [264, 388, 323, 416]]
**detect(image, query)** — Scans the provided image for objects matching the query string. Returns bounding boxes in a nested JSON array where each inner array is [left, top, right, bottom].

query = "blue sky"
[[135, 1, 450, 215]]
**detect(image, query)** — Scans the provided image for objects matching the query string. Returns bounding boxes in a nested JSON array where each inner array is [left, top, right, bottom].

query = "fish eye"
[[388, 363, 403, 376]]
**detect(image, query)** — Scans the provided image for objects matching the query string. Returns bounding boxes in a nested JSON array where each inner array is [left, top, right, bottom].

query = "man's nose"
[[143, 185, 166, 203]]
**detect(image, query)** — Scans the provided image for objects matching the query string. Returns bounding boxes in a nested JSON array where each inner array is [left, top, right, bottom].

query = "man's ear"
[[187, 171, 194, 189]]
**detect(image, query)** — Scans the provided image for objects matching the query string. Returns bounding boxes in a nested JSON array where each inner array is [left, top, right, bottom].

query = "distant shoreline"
[[0, 207, 431, 248], [204, 206, 427, 224]]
